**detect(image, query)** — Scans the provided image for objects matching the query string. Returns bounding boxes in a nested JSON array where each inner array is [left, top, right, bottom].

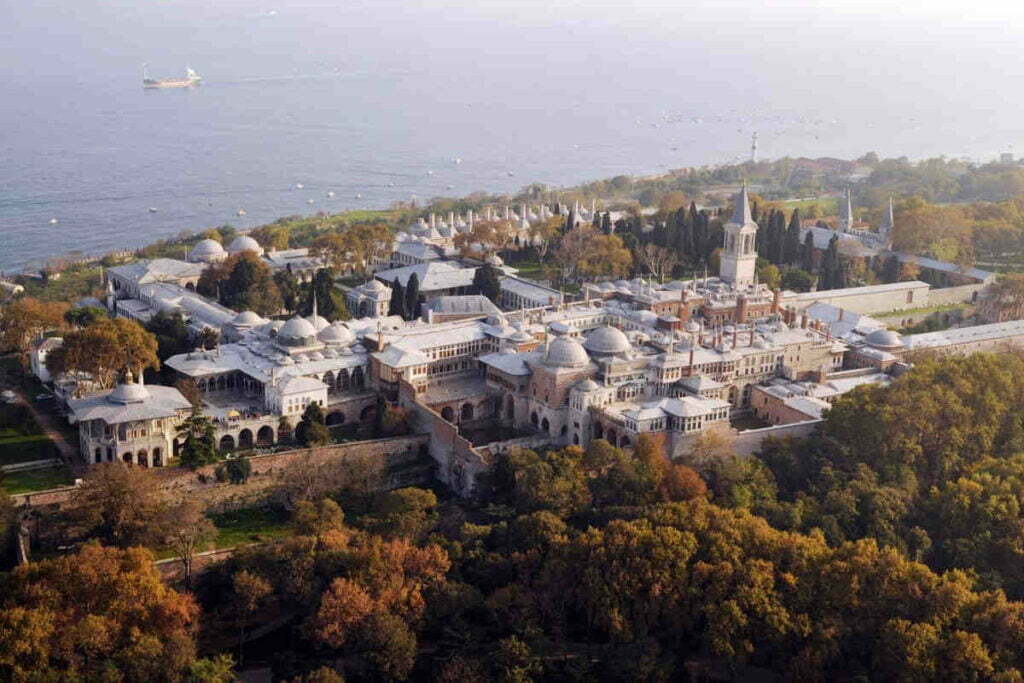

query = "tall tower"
[[720, 184, 759, 288], [879, 196, 895, 249], [750, 132, 758, 163], [839, 188, 854, 233]]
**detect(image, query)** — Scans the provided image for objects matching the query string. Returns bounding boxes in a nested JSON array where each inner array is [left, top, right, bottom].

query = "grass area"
[[0, 434, 58, 466], [208, 507, 293, 549], [875, 302, 970, 318], [16, 265, 105, 303], [1, 466, 74, 494]]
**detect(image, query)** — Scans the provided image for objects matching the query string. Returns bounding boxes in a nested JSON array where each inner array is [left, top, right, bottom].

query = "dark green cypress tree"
[[784, 209, 801, 266], [601, 212, 612, 235], [801, 231, 816, 273], [472, 263, 502, 303], [405, 272, 421, 320], [388, 278, 406, 318], [773, 210, 787, 265]]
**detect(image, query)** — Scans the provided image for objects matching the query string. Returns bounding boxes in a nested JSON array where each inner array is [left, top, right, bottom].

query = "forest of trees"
[[10, 353, 1024, 679]]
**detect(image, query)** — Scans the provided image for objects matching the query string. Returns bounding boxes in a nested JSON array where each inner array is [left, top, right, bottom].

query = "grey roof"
[[137, 282, 236, 329], [479, 351, 537, 376], [424, 295, 502, 317], [68, 385, 192, 424], [374, 262, 476, 292], [108, 258, 205, 286], [896, 253, 994, 283]]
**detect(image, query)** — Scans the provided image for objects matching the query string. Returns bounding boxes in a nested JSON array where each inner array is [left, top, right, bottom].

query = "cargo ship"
[[143, 64, 202, 89]]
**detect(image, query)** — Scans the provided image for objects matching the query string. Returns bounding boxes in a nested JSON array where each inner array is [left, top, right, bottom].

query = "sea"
[[3, 1, 1022, 273]]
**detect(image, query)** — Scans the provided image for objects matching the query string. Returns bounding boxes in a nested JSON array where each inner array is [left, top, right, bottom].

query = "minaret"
[[312, 291, 318, 320], [719, 183, 759, 288], [839, 188, 854, 233], [879, 196, 895, 248], [750, 131, 758, 163]]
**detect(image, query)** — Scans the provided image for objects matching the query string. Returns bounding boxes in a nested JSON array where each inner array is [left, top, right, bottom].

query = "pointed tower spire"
[[312, 290, 318, 320], [731, 182, 753, 226], [840, 188, 854, 232]]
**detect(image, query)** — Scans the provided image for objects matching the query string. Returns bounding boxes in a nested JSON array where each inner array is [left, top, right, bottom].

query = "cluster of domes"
[[187, 235, 265, 263]]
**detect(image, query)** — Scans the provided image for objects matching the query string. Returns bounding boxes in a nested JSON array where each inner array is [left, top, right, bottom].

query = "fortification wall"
[[926, 284, 985, 307], [732, 420, 821, 456]]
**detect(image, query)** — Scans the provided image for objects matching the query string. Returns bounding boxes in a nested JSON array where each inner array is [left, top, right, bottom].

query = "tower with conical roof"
[[839, 188, 854, 233], [879, 196, 895, 249], [719, 183, 759, 288]]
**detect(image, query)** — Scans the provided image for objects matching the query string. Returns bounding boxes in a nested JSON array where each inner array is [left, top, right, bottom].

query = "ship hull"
[[143, 79, 201, 89]]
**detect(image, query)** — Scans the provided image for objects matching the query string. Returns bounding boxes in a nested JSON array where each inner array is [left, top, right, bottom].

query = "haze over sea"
[[3, 0, 1023, 273]]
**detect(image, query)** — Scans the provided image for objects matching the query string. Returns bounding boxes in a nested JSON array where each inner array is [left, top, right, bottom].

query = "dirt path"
[[14, 392, 83, 470]]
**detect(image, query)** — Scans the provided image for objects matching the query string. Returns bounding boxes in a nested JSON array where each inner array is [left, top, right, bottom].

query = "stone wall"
[[731, 420, 821, 456], [926, 284, 985, 307], [784, 281, 930, 315]]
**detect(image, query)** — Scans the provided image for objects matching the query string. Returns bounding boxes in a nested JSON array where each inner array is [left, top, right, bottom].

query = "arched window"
[[441, 406, 455, 422], [460, 403, 474, 421], [326, 411, 345, 426], [122, 452, 133, 464], [153, 448, 162, 467], [238, 429, 253, 449], [541, 417, 550, 433], [530, 411, 538, 427], [219, 434, 235, 451]]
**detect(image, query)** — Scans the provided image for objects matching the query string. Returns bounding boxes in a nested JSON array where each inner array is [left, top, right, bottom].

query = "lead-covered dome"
[[277, 316, 318, 346], [189, 238, 226, 263], [865, 328, 903, 349], [544, 337, 590, 369], [108, 382, 150, 404], [319, 322, 355, 346], [583, 326, 630, 355], [227, 235, 264, 256], [233, 311, 264, 326]]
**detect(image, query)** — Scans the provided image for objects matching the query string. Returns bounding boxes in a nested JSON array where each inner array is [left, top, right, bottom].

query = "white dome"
[[510, 330, 533, 343], [108, 382, 150, 404], [306, 313, 330, 331], [233, 311, 263, 326], [278, 316, 318, 345], [319, 322, 355, 345], [866, 328, 903, 349], [189, 238, 225, 262], [583, 326, 630, 355], [544, 337, 590, 368], [685, 321, 701, 333], [575, 379, 600, 392], [227, 235, 264, 255]]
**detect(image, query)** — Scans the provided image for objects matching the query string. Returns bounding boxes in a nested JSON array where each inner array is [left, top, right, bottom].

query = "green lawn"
[[0, 433, 58, 466], [209, 507, 293, 549], [1, 466, 74, 494]]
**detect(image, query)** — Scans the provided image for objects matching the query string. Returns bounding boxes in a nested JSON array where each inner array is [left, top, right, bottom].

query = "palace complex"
[[35, 186, 1024, 494]]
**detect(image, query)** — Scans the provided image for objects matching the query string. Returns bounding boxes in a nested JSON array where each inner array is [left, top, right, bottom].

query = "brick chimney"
[[736, 294, 748, 323]]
